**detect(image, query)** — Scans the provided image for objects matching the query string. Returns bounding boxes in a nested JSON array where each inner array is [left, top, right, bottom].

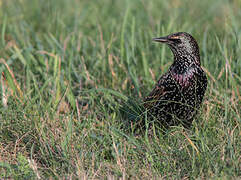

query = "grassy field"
[[0, 0, 240, 179]]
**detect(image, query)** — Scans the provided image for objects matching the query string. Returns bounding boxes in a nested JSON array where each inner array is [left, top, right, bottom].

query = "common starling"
[[144, 32, 207, 128]]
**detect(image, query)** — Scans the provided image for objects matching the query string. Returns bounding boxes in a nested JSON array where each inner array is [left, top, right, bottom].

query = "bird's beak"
[[152, 36, 168, 43]]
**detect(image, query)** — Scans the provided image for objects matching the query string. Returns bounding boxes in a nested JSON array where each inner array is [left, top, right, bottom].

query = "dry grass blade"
[[81, 56, 95, 86], [182, 131, 199, 155], [202, 66, 216, 83], [112, 136, 126, 179], [1, 72, 8, 107], [108, 54, 117, 80], [0, 58, 23, 99]]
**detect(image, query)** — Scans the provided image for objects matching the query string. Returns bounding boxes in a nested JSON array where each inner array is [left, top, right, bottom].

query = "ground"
[[0, 0, 240, 179]]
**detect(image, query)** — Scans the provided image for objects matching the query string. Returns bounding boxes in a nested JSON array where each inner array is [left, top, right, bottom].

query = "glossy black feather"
[[144, 32, 207, 128]]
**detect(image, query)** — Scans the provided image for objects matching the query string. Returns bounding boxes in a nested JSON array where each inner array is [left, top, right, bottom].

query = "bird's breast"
[[171, 68, 196, 88]]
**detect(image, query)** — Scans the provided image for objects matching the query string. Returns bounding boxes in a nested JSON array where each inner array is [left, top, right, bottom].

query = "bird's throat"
[[171, 66, 196, 88]]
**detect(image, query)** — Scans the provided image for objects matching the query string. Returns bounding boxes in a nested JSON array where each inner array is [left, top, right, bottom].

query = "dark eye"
[[170, 38, 181, 44]]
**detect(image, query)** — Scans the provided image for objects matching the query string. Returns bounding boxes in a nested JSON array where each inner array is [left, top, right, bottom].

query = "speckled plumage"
[[144, 32, 207, 128]]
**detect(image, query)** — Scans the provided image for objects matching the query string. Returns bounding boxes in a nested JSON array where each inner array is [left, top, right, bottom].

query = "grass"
[[0, 0, 240, 179]]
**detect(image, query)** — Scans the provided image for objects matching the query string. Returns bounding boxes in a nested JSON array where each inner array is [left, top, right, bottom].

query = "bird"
[[143, 32, 207, 128]]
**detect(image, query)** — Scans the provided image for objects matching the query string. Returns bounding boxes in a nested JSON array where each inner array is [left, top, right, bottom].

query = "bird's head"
[[153, 32, 200, 65]]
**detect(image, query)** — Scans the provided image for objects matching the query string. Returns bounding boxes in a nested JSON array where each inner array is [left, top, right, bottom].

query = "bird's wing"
[[143, 74, 169, 109], [143, 85, 165, 109]]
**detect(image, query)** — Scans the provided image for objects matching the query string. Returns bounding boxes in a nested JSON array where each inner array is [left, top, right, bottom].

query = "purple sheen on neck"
[[172, 68, 196, 87]]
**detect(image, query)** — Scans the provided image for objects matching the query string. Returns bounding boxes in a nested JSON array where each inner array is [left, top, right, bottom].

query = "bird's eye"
[[169, 38, 181, 44]]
